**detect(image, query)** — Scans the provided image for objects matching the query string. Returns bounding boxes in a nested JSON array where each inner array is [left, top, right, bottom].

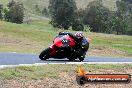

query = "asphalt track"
[[0, 52, 132, 65]]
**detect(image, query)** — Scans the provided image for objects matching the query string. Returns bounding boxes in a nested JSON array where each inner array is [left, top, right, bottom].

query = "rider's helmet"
[[74, 31, 83, 43]]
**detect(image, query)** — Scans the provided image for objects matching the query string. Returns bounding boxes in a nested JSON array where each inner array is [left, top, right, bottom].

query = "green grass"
[[0, 20, 57, 53], [75, 0, 117, 11], [89, 33, 132, 54], [0, 0, 9, 6], [0, 64, 132, 80], [0, 65, 75, 80], [0, 20, 132, 57]]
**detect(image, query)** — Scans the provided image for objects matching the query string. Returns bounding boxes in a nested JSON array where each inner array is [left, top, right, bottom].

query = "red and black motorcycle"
[[39, 33, 89, 62]]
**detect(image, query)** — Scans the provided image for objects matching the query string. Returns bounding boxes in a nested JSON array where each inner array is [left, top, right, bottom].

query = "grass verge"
[[0, 64, 132, 80], [0, 20, 132, 57], [0, 64, 132, 88]]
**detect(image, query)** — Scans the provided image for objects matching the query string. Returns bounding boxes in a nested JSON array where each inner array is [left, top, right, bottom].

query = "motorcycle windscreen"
[[54, 35, 75, 47], [53, 36, 63, 47]]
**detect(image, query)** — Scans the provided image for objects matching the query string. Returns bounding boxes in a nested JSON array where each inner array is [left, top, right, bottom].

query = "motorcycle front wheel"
[[39, 48, 51, 60]]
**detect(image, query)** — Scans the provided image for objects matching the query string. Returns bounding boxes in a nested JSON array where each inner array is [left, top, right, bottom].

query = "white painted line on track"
[[66, 62, 132, 64], [0, 62, 132, 69]]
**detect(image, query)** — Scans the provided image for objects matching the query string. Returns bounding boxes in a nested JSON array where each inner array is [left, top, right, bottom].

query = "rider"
[[58, 31, 83, 46], [58, 31, 86, 57]]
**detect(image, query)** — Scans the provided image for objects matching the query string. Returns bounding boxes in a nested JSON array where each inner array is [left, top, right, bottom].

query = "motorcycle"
[[39, 33, 89, 62]]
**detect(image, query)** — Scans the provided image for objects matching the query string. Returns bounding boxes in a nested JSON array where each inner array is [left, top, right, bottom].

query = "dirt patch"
[[0, 69, 132, 88], [88, 46, 131, 57], [0, 34, 43, 53], [0, 36, 36, 47], [0, 37, 21, 44]]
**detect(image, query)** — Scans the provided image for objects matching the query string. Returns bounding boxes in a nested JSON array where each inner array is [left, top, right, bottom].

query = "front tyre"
[[39, 48, 50, 60]]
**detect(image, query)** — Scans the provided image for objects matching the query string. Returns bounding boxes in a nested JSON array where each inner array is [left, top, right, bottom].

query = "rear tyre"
[[79, 57, 84, 62], [79, 52, 86, 62], [39, 48, 50, 60]]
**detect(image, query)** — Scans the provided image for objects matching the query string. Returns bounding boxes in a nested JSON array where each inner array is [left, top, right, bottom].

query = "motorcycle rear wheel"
[[39, 48, 50, 60], [79, 52, 86, 62], [79, 57, 84, 62]]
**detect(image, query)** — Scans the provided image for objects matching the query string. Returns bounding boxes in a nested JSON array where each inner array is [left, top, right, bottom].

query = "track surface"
[[0, 52, 132, 65]]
